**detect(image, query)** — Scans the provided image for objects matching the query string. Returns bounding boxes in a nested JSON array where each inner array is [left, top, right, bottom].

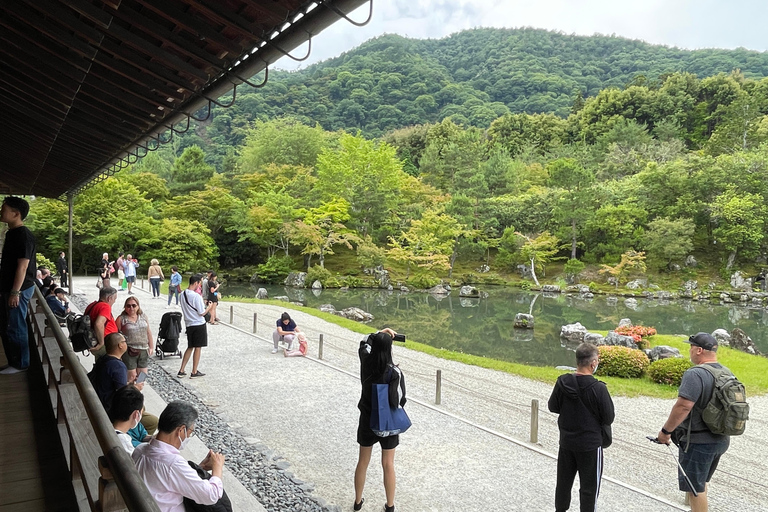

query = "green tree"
[[288, 198, 359, 268], [516, 231, 559, 286], [169, 145, 215, 195], [239, 117, 333, 170], [599, 250, 647, 288], [642, 217, 695, 269], [547, 158, 595, 259], [711, 188, 767, 268]]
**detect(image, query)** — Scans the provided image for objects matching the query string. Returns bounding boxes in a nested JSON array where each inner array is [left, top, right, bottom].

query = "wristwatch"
[[9, 290, 20, 296], [661, 427, 672, 435]]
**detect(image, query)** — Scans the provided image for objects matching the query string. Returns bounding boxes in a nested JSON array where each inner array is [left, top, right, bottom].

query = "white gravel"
[[70, 277, 768, 511]]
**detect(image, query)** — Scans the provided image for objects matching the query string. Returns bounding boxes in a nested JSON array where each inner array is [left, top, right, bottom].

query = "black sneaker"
[[190, 371, 206, 378]]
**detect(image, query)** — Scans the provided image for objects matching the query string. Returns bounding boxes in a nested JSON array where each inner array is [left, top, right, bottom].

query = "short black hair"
[[158, 401, 198, 433], [189, 273, 203, 285], [280, 312, 291, 322], [3, 196, 30, 220], [109, 385, 144, 423]]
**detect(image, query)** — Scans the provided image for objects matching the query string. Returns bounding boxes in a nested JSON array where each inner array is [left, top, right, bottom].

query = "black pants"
[[555, 446, 603, 512]]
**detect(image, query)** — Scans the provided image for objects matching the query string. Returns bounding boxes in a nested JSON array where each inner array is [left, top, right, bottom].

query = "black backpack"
[[67, 306, 97, 354]]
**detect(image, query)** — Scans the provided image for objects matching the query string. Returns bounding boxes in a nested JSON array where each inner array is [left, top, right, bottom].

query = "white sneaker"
[[271, 348, 278, 354], [0, 366, 27, 374]]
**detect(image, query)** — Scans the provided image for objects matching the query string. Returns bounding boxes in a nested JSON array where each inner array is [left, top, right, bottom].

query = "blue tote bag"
[[370, 367, 411, 437]]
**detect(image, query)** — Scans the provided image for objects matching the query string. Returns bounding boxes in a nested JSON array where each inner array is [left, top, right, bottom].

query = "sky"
[[277, 0, 768, 70]]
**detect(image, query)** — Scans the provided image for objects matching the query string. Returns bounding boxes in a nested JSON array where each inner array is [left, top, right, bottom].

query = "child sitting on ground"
[[284, 332, 308, 357]]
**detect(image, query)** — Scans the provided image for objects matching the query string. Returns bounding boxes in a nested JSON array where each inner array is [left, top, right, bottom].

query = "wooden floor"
[[0, 338, 78, 511]]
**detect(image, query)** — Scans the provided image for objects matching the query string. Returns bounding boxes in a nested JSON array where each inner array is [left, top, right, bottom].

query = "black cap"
[[685, 332, 718, 351]]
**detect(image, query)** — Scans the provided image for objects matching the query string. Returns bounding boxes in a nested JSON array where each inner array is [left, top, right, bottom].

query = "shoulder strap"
[[182, 290, 204, 316]]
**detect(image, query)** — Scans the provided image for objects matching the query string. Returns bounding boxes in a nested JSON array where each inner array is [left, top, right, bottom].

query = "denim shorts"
[[678, 439, 730, 493]]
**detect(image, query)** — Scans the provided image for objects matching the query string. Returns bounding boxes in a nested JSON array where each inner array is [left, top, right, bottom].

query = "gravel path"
[[69, 277, 768, 511]]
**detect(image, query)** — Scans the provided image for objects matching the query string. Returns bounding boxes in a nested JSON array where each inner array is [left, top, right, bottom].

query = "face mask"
[[179, 427, 191, 451], [133, 411, 142, 430], [593, 364, 599, 374]]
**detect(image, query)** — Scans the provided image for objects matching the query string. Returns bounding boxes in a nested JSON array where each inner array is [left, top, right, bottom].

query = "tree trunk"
[[448, 243, 458, 278], [319, 251, 325, 268], [530, 257, 540, 286], [726, 251, 737, 270], [528, 293, 539, 315], [571, 218, 577, 260]]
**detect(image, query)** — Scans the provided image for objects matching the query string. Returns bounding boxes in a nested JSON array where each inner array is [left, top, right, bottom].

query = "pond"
[[222, 284, 768, 367]]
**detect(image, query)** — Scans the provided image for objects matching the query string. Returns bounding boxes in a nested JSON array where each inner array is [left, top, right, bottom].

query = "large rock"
[[685, 255, 698, 267], [604, 331, 638, 349], [477, 264, 490, 273], [624, 298, 638, 310], [730, 328, 760, 355], [516, 264, 532, 278], [284, 272, 307, 288], [560, 322, 588, 343], [318, 303, 336, 314], [311, 280, 323, 290], [730, 271, 752, 291], [566, 284, 590, 294], [647, 345, 681, 362], [274, 296, 290, 302], [583, 333, 605, 345], [681, 280, 698, 298], [541, 285, 561, 293], [459, 285, 479, 298], [514, 313, 534, 329], [369, 265, 390, 289], [625, 279, 647, 290], [427, 284, 451, 295], [618, 318, 632, 328], [336, 307, 374, 322], [256, 288, 268, 299], [459, 297, 479, 308]]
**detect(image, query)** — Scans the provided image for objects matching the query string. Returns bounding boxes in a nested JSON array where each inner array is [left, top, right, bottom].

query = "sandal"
[[353, 498, 364, 511]]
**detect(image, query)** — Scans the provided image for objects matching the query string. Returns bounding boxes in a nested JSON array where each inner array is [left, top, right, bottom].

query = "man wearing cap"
[[657, 332, 732, 512]]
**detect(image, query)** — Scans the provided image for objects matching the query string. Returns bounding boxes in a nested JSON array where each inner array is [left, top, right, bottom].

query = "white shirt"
[[180, 289, 206, 327], [116, 430, 135, 455], [132, 438, 223, 512]]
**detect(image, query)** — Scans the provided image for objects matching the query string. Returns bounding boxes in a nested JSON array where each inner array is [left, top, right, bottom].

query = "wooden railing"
[[28, 287, 160, 512]]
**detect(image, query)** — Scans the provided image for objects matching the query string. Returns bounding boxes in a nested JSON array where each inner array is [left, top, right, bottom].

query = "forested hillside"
[[26, 29, 768, 290]]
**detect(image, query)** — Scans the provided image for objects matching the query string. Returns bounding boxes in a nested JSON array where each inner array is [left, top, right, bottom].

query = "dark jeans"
[[0, 286, 35, 369], [149, 277, 161, 297], [168, 286, 180, 305], [555, 446, 603, 512]]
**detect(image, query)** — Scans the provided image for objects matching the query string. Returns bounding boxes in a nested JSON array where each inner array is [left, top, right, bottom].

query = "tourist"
[[99, 252, 112, 288], [354, 328, 406, 512], [548, 342, 614, 512], [85, 286, 118, 359], [116, 296, 153, 384], [116, 252, 125, 289], [178, 274, 214, 378], [657, 333, 735, 512], [284, 332, 309, 357], [46, 287, 70, 319], [272, 312, 299, 354], [206, 272, 220, 325], [56, 250, 68, 288], [167, 266, 182, 307], [0, 196, 36, 375], [132, 401, 225, 512], [148, 258, 165, 299], [124, 254, 139, 295], [109, 385, 145, 454]]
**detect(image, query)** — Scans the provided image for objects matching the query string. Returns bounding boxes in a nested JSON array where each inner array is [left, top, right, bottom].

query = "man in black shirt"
[[56, 251, 68, 288], [0, 197, 36, 374], [548, 343, 615, 512]]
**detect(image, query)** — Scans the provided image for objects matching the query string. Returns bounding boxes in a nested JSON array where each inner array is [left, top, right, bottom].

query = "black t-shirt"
[[0, 226, 36, 293]]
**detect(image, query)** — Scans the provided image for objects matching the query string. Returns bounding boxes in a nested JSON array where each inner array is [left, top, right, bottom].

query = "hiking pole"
[[646, 436, 698, 497]]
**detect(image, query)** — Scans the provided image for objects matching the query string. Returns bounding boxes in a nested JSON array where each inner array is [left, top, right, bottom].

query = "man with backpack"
[[657, 332, 748, 512]]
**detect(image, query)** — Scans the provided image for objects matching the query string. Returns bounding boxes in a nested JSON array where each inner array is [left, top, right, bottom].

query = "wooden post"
[[141, 276, 144, 289], [253, 313, 257, 333], [67, 193, 74, 294], [229, 305, 233, 324], [435, 370, 442, 404], [530, 399, 539, 444], [318, 334, 324, 360]]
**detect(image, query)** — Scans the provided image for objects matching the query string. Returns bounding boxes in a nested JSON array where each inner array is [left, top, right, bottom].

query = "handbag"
[[183, 461, 232, 512], [127, 346, 142, 357], [370, 367, 411, 437], [573, 375, 612, 449], [177, 284, 182, 293]]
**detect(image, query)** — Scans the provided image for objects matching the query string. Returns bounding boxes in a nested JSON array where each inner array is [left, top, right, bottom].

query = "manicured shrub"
[[648, 357, 692, 386], [406, 273, 440, 290], [595, 345, 650, 378], [614, 325, 657, 349], [306, 265, 332, 286], [255, 256, 293, 284]]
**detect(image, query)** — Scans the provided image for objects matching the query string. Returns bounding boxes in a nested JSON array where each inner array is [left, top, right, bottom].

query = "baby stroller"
[[156, 312, 183, 359]]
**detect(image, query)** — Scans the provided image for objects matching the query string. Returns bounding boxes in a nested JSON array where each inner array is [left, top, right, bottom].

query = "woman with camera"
[[354, 328, 406, 512]]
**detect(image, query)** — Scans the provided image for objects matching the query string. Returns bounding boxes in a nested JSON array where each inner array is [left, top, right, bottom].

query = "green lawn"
[[222, 296, 768, 399]]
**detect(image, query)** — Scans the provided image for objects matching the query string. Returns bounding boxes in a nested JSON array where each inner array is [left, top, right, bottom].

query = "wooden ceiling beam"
[[88, 52, 186, 103], [0, 41, 88, 84], [132, 0, 244, 56], [20, 0, 106, 46], [99, 38, 197, 93], [106, 3, 227, 72], [58, 0, 114, 29], [0, 78, 70, 117], [177, 0, 268, 43]]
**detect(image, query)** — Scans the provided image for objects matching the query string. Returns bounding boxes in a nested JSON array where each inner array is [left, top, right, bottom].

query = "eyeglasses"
[[126, 304, 138, 308], [186, 426, 197, 438]]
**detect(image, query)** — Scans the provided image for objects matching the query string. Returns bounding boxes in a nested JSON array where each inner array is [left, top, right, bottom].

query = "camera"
[[393, 334, 406, 342]]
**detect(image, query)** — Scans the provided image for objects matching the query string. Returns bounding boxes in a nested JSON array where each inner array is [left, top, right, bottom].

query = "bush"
[[595, 346, 650, 378], [255, 256, 293, 284], [342, 275, 364, 288], [406, 273, 440, 289], [564, 258, 585, 279], [37, 254, 56, 274], [519, 281, 532, 291], [648, 358, 692, 386], [614, 325, 657, 349], [306, 265, 332, 286]]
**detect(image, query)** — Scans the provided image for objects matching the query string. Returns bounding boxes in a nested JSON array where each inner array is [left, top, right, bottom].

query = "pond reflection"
[[223, 284, 768, 367]]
